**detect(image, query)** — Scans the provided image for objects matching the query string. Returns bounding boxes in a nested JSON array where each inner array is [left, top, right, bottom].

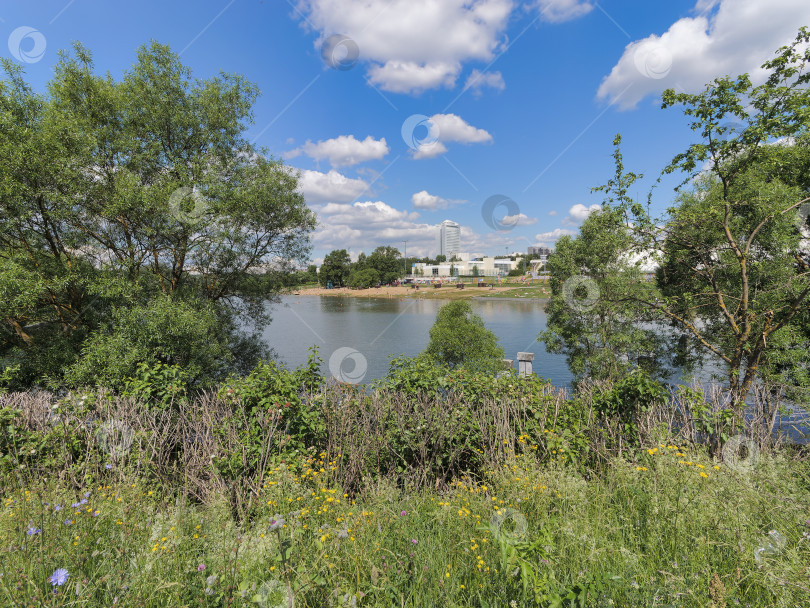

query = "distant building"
[[439, 220, 461, 258], [527, 246, 553, 257]]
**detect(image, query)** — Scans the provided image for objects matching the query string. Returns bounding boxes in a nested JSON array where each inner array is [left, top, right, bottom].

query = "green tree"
[[0, 41, 315, 388], [423, 300, 504, 373], [306, 265, 319, 283], [606, 28, 810, 411], [319, 249, 351, 287], [366, 245, 402, 284], [540, 204, 670, 383], [346, 267, 380, 289]]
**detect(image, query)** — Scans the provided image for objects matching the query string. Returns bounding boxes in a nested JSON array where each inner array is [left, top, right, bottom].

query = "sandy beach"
[[291, 283, 518, 299]]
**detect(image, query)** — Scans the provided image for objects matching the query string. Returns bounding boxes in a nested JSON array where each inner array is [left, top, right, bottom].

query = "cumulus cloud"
[[409, 113, 493, 159], [411, 190, 466, 210], [464, 69, 506, 96], [548, 210, 558, 216], [597, 0, 810, 109], [562, 203, 601, 225], [533, 228, 577, 243], [312, 198, 529, 257], [501, 213, 538, 227], [297, 169, 369, 203], [296, 0, 594, 95], [289, 135, 389, 167], [533, 0, 594, 22]]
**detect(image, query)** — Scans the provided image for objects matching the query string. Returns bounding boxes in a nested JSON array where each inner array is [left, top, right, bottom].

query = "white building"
[[438, 220, 461, 258], [413, 256, 520, 278]]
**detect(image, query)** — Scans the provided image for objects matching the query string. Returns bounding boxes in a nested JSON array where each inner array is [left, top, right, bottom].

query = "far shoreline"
[[287, 283, 551, 301]]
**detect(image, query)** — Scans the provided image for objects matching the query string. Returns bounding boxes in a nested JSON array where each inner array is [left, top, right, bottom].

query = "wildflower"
[[105, 464, 112, 470], [26, 526, 41, 536], [411, 539, 418, 544], [400, 511, 407, 517], [53, 505, 62, 512], [64, 519, 73, 526], [700, 472, 709, 478], [206, 575, 217, 587], [197, 564, 206, 572], [48, 568, 69, 587], [268, 515, 285, 531]]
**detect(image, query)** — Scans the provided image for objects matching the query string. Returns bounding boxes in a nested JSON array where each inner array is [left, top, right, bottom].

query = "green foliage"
[[0, 40, 315, 389], [423, 300, 505, 374], [121, 361, 189, 409], [591, 368, 669, 447], [319, 249, 351, 287], [346, 267, 380, 289], [365, 245, 402, 284], [218, 348, 323, 453], [541, 180, 670, 383], [63, 295, 232, 391]]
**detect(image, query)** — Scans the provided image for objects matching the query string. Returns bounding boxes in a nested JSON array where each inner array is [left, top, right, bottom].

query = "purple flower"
[[26, 526, 41, 536], [48, 568, 69, 587], [71, 499, 87, 508], [400, 511, 407, 517], [411, 539, 418, 544], [105, 464, 112, 470], [64, 520, 73, 526], [197, 564, 206, 572], [53, 505, 62, 512], [83, 492, 91, 498]]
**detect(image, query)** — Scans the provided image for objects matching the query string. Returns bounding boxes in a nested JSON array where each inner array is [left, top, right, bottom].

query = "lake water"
[[262, 295, 573, 386], [261, 294, 808, 441]]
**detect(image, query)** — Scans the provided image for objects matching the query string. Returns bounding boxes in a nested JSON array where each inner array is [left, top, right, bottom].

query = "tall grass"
[[1, 382, 808, 606]]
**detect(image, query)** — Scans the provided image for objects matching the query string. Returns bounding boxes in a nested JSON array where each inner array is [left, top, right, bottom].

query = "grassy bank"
[[3, 447, 807, 607], [1, 370, 808, 607]]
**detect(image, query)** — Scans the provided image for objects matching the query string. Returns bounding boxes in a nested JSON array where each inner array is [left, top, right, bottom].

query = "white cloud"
[[411, 190, 466, 210], [367, 61, 459, 94], [562, 203, 601, 225], [548, 210, 558, 216], [312, 198, 529, 257], [297, 169, 369, 203], [533, 0, 594, 23], [409, 113, 493, 159], [412, 141, 449, 160], [597, 0, 810, 109], [297, 0, 596, 95], [297, 0, 513, 94], [534, 228, 577, 243], [501, 213, 538, 227], [289, 135, 389, 167], [464, 69, 506, 96]]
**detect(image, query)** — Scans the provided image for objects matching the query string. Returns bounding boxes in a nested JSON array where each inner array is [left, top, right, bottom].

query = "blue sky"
[[4, 0, 810, 263]]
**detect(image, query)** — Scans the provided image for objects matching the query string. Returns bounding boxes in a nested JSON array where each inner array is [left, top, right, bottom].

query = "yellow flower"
[[700, 472, 709, 478]]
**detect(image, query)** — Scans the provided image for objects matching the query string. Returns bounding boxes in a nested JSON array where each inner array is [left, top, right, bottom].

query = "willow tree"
[[0, 41, 316, 388], [607, 28, 810, 412]]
